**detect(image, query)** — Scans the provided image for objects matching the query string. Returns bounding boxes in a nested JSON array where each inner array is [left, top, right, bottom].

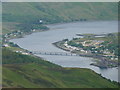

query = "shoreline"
[[45, 20, 117, 26], [53, 41, 119, 69], [5, 20, 117, 42], [7, 29, 49, 41]]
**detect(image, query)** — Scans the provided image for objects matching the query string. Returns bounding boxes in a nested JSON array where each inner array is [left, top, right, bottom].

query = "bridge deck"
[[30, 51, 79, 56]]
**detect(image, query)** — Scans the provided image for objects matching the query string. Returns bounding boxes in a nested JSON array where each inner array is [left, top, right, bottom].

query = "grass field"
[[2, 48, 119, 88]]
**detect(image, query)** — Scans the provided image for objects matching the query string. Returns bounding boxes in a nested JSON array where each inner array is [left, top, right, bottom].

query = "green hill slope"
[[2, 2, 118, 34], [2, 48, 118, 88], [3, 2, 118, 23]]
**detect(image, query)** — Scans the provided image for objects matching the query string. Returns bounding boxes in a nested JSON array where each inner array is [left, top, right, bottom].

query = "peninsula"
[[53, 33, 119, 68]]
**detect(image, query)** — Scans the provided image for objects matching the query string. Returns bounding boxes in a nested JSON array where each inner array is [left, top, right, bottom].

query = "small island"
[[53, 33, 119, 68]]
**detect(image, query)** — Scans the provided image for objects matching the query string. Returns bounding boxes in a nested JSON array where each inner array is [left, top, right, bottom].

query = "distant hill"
[[2, 2, 118, 23], [2, 48, 118, 88]]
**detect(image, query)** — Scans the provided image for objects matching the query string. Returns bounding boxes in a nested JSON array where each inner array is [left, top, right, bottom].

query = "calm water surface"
[[11, 21, 119, 82]]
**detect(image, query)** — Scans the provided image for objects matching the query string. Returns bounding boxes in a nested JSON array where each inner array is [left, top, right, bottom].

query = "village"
[[62, 39, 118, 61], [53, 33, 119, 63], [2, 19, 47, 55], [52, 33, 119, 68], [2, 19, 44, 42]]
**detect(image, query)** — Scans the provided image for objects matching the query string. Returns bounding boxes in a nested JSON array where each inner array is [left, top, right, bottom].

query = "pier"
[[76, 34, 107, 37]]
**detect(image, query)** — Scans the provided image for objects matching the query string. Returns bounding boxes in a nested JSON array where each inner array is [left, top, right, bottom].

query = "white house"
[[39, 20, 43, 23], [3, 44, 9, 47]]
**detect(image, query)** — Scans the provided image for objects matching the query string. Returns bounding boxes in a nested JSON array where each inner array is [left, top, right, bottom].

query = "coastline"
[[5, 21, 84, 41], [4, 20, 117, 41], [52, 41, 119, 69], [7, 29, 49, 41], [45, 20, 117, 26]]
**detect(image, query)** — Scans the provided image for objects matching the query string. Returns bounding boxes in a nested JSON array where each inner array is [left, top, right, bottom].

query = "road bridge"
[[30, 51, 79, 56]]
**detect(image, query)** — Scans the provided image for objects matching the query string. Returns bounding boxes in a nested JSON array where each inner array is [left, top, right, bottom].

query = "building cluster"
[[81, 40, 104, 47], [3, 30, 23, 42], [64, 41, 79, 51], [63, 40, 118, 60], [15, 50, 30, 55], [2, 44, 10, 47]]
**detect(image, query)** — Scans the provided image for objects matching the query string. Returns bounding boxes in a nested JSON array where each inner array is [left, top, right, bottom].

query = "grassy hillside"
[[2, 2, 118, 34], [2, 48, 119, 88], [3, 2, 118, 23], [2, 22, 20, 34]]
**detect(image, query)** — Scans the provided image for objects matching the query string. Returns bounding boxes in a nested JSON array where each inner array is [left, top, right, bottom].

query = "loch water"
[[11, 21, 119, 82]]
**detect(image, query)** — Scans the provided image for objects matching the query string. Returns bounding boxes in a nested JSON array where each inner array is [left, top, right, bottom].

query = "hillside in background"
[[2, 2, 118, 34], [2, 48, 118, 88], [3, 2, 118, 23]]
